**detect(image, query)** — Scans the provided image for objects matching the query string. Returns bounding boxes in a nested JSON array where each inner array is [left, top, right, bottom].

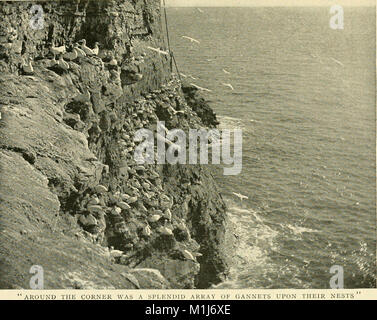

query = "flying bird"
[[147, 46, 169, 56], [190, 83, 212, 92], [222, 83, 234, 90], [232, 192, 249, 202], [330, 57, 344, 67], [182, 36, 200, 44]]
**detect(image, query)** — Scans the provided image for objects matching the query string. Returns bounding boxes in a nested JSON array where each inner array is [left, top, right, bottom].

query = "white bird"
[[223, 68, 230, 74], [182, 250, 196, 261], [92, 42, 100, 55], [147, 46, 169, 56], [79, 39, 96, 56], [148, 215, 161, 223], [169, 107, 185, 115], [330, 57, 344, 67], [73, 43, 86, 58], [222, 82, 234, 90], [232, 192, 249, 202], [57, 55, 70, 70], [190, 83, 212, 92], [197, 8, 204, 13], [50, 45, 66, 57], [163, 209, 172, 221], [110, 249, 124, 258], [158, 226, 173, 236], [182, 36, 200, 44], [143, 225, 152, 237], [21, 57, 34, 75]]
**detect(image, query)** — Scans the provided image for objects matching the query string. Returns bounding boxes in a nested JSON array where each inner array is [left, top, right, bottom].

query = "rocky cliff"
[[0, 0, 234, 289]]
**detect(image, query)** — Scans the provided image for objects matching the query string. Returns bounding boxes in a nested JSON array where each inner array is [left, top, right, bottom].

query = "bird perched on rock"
[[92, 42, 100, 56], [108, 55, 118, 66], [95, 184, 108, 194], [73, 43, 86, 58], [20, 57, 34, 75], [87, 205, 103, 213], [50, 45, 66, 58], [182, 249, 196, 262], [142, 225, 152, 237], [117, 201, 131, 210], [88, 197, 100, 205], [158, 226, 173, 236], [79, 214, 98, 227], [57, 55, 70, 71], [110, 249, 124, 259], [148, 215, 161, 223], [79, 39, 97, 56], [163, 209, 172, 221]]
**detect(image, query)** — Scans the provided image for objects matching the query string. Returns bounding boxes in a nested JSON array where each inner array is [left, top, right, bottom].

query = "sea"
[[166, 6, 376, 288]]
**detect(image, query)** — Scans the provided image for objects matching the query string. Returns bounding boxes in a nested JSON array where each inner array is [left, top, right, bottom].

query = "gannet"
[[168, 106, 185, 115], [197, 8, 204, 13], [190, 83, 212, 92], [58, 55, 70, 70], [222, 83, 234, 90], [147, 46, 169, 55], [21, 57, 34, 75], [182, 250, 196, 261], [92, 42, 100, 55], [79, 39, 97, 56], [73, 43, 86, 58], [50, 45, 66, 57], [223, 68, 230, 74], [182, 36, 200, 44], [330, 57, 344, 67], [232, 192, 249, 201]]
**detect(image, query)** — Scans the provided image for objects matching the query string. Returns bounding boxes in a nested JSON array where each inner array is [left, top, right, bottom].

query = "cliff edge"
[[0, 0, 234, 289]]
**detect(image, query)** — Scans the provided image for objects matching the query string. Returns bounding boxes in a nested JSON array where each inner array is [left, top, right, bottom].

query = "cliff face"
[[0, 0, 233, 289]]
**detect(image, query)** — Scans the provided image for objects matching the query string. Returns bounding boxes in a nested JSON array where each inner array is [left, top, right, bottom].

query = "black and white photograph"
[[0, 0, 375, 298]]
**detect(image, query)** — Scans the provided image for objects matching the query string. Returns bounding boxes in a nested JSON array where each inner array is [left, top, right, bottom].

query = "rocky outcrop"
[[0, 0, 232, 289]]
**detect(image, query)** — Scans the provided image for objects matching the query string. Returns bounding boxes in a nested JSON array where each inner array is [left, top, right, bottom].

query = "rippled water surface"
[[167, 7, 376, 288]]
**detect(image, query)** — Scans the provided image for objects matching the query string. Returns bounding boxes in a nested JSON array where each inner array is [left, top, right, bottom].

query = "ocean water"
[[166, 7, 376, 288]]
